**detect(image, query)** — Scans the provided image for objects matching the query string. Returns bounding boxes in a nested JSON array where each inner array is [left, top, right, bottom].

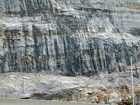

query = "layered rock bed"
[[0, 0, 140, 75]]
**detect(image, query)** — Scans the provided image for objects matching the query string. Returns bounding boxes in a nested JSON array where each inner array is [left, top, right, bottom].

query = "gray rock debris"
[[0, 72, 139, 104]]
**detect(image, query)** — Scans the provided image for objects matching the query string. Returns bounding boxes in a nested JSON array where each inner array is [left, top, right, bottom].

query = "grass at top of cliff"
[[118, 3, 140, 10]]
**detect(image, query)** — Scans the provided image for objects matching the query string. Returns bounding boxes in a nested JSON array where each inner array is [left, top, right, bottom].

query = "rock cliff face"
[[0, 0, 140, 74]]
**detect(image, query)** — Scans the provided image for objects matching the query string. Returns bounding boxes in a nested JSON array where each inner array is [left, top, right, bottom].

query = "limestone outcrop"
[[0, 0, 140, 75]]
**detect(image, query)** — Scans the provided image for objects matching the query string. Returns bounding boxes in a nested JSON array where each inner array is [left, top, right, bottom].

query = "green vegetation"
[[45, 18, 48, 22], [63, 71, 78, 77]]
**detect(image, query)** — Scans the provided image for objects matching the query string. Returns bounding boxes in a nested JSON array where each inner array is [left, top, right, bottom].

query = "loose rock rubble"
[[0, 71, 139, 105]]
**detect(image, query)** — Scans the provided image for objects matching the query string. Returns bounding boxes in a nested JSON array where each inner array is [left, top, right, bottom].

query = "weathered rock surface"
[[0, 0, 140, 74], [0, 71, 140, 104]]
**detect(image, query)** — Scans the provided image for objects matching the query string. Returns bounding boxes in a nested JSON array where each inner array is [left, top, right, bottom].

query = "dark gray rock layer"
[[0, 0, 140, 74]]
